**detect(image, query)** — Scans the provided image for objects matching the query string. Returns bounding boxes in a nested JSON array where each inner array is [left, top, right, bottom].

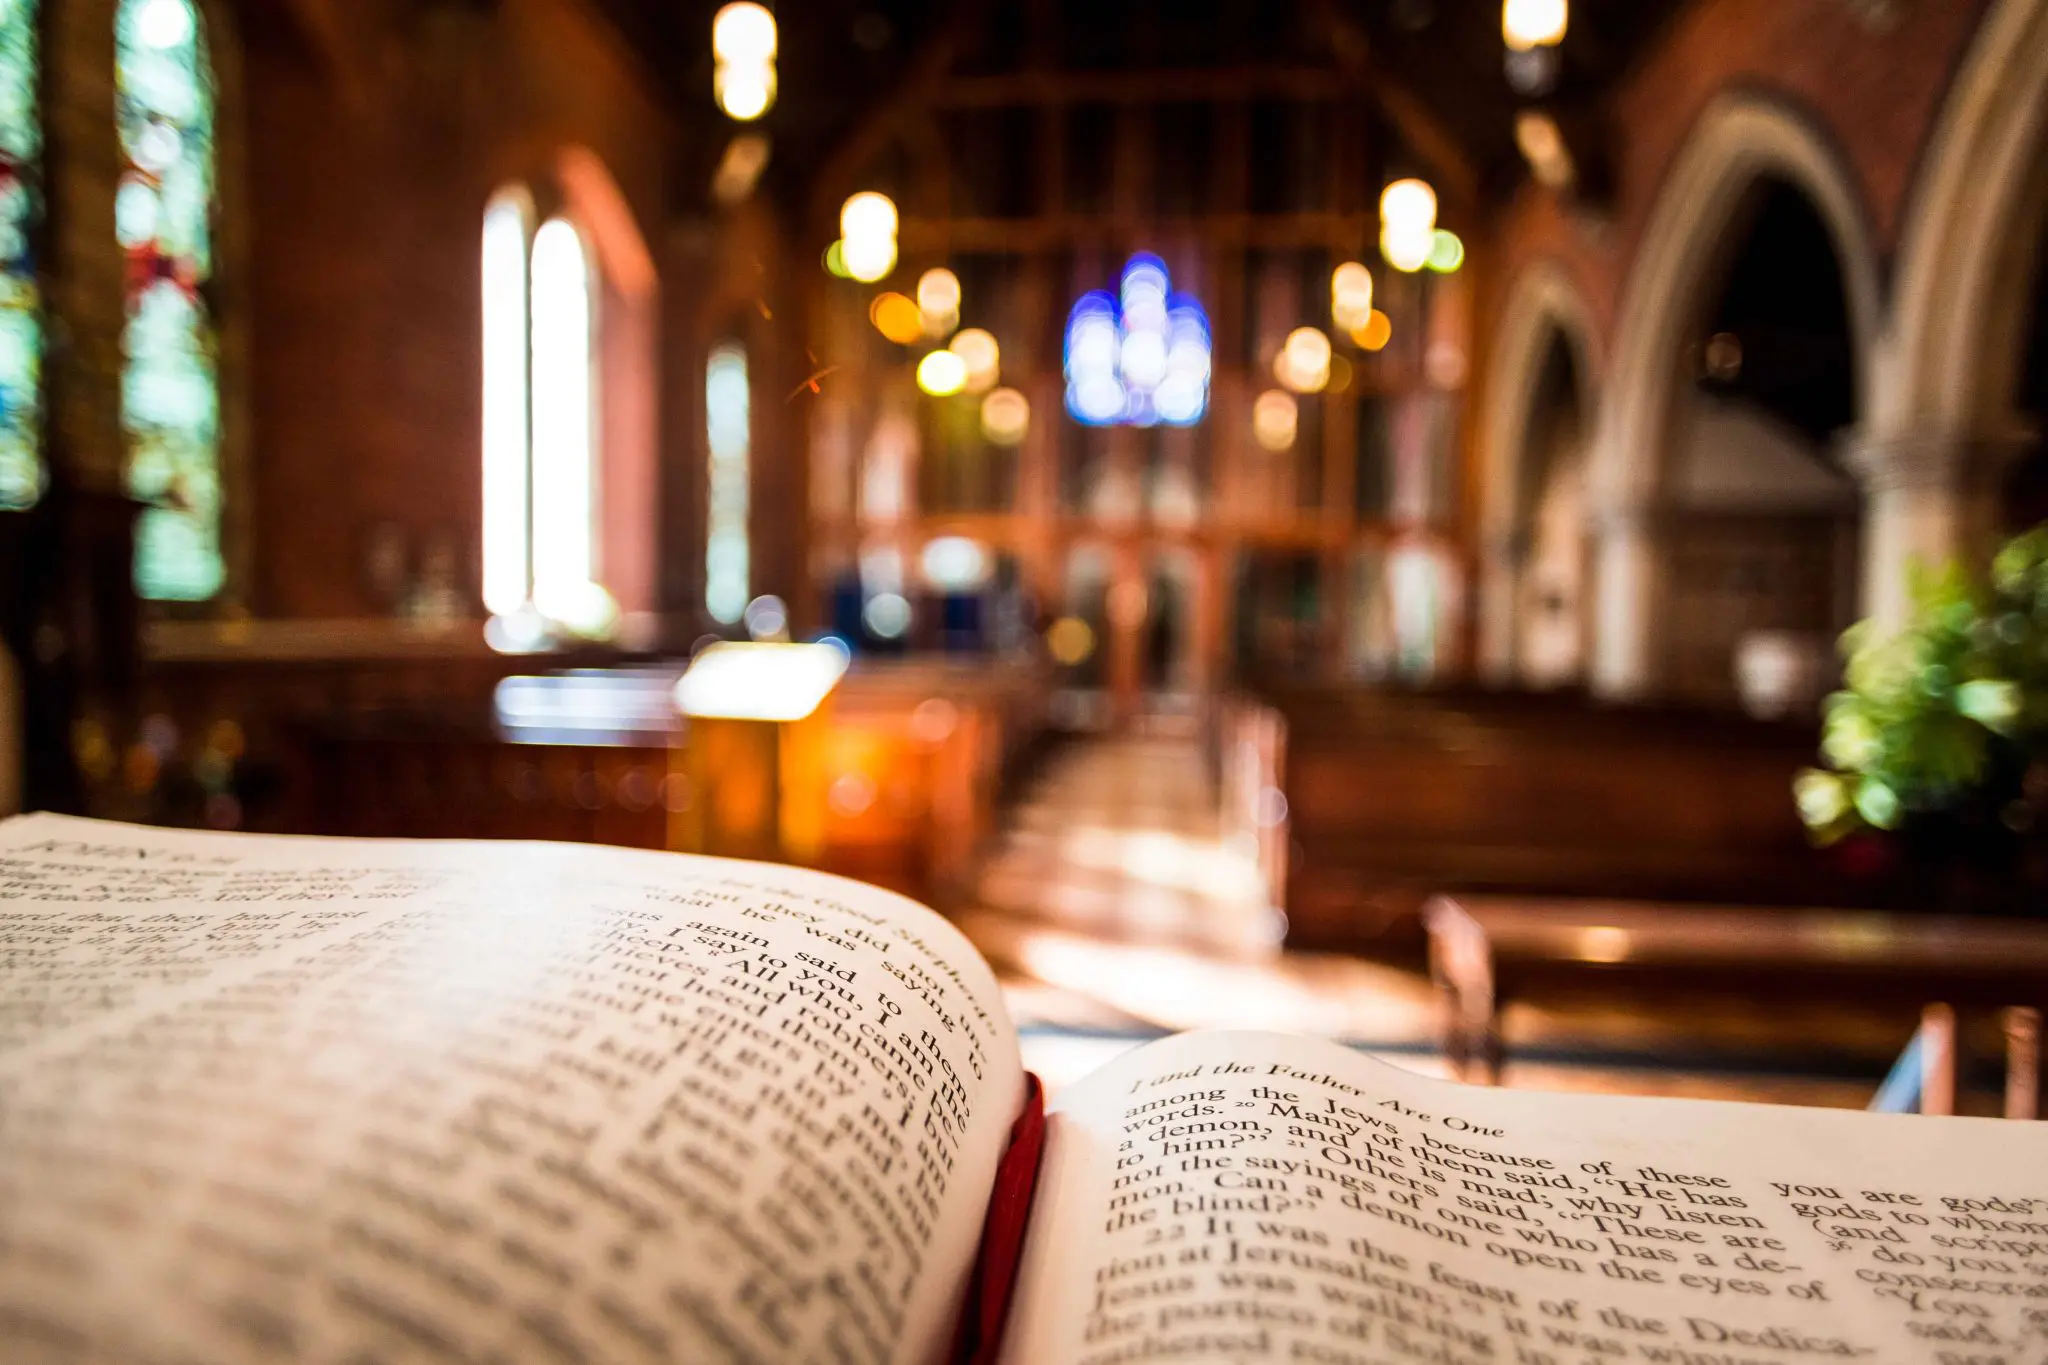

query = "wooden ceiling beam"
[[1308, 0, 1481, 207]]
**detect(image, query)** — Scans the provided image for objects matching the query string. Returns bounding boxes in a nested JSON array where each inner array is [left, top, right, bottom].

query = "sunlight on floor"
[[967, 734, 1893, 1108]]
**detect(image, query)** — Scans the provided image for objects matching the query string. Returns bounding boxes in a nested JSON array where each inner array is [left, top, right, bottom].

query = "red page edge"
[[950, 1071, 1048, 1365]]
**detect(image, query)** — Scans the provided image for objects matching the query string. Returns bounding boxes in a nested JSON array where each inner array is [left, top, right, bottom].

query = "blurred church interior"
[[3, 0, 2047, 1110]]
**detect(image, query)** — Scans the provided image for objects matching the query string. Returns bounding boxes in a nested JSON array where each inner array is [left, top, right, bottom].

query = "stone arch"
[[1880, 0, 2048, 437], [555, 146, 660, 622], [1587, 94, 1882, 696], [1475, 261, 1600, 682], [1847, 0, 2048, 628]]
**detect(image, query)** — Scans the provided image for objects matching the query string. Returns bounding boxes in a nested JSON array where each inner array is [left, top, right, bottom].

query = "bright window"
[[0, 0, 41, 512], [704, 341, 749, 624], [529, 219, 596, 620], [118, 0, 223, 600], [481, 193, 602, 626], [480, 191, 531, 617]]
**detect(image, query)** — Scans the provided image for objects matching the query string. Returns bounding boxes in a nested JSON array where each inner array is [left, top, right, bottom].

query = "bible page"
[[1003, 1028, 2048, 1365], [0, 814, 1024, 1365]]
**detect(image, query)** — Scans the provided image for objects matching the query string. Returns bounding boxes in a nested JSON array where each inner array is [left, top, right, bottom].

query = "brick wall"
[[1485, 0, 1991, 372], [237, 0, 674, 618]]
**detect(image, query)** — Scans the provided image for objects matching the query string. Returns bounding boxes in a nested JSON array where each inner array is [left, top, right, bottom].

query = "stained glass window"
[[0, 0, 42, 511], [117, 0, 221, 600]]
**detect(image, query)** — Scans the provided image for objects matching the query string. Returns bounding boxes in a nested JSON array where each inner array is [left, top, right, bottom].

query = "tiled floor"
[[963, 733, 1906, 1110]]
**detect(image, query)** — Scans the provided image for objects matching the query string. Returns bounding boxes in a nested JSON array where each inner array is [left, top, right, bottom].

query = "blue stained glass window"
[[0, 0, 42, 511], [117, 0, 221, 600]]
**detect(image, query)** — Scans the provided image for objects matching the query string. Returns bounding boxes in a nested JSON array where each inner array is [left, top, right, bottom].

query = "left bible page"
[[0, 814, 1024, 1365]]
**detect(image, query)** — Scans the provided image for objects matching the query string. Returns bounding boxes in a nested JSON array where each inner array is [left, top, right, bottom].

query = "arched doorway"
[[1588, 95, 1880, 698], [1659, 178, 1862, 707], [1870, 0, 2048, 620]]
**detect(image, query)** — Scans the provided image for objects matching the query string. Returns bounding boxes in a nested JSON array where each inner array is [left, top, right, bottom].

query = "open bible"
[[4, 815, 2046, 1365]]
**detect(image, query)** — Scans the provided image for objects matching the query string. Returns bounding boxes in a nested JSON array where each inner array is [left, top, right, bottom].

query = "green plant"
[[1796, 525, 2048, 846]]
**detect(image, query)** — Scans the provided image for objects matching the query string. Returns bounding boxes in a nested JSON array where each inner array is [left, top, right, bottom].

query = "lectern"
[[672, 642, 849, 863]]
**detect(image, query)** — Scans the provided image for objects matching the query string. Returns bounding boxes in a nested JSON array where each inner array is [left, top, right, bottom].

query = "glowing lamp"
[[916, 348, 968, 397], [948, 328, 1001, 392], [980, 387, 1031, 444], [840, 191, 898, 243], [712, 3, 778, 63], [1503, 0, 1568, 52], [676, 642, 847, 722]]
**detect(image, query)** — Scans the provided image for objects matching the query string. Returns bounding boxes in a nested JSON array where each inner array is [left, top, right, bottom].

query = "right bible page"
[[1002, 1029, 2048, 1365]]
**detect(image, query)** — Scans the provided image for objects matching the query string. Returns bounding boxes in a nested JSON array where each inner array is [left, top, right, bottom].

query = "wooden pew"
[[1424, 894, 2048, 1098], [1230, 684, 1863, 953]]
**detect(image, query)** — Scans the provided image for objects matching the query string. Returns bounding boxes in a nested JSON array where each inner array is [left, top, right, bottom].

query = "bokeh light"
[[743, 593, 789, 641], [1380, 178, 1438, 235], [921, 536, 988, 589], [842, 234, 896, 282], [1503, 0, 1568, 51], [839, 192, 899, 282], [1277, 326, 1333, 394], [1332, 261, 1374, 332], [711, 4, 777, 121], [916, 348, 968, 396], [1353, 309, 1394, 352], [1063, 253, 1210, 427], [869, 292, 924, 344], [1252, 390, 1299, 452], [823, 240, 852, 277], [712, 3, 777, 63], [980, 387, 1031, 444], [1426, 229, 1466, 273], [864, 591, 912, 639], [840, 191, 898, 242], [980, 387, 1030, 444], [1046, 616, 1096, 666], [714, 62, 775, 121], [917, 268, 962, 334], [1382, 225, 1433, 273], [949, 327, 1001, 392]]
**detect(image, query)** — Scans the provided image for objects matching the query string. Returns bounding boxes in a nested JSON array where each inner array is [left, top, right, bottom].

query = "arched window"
[[117, 0, 222, 601], [481, 190, 603, 629], [705, 341, 749, 624], [529, 218, 596, 621], [480, 189, 532, 617], [0, 0, 43, 511]]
